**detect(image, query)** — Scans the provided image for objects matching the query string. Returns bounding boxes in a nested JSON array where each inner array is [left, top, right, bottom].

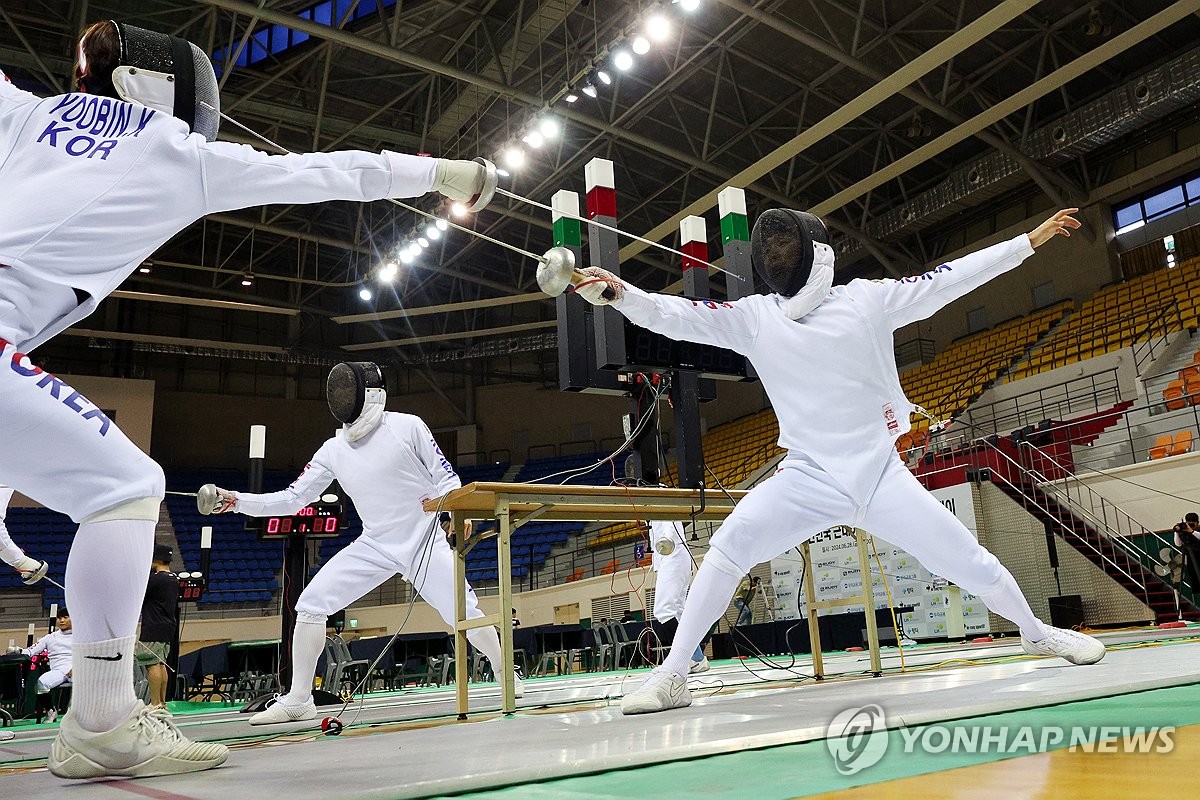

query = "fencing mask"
[[103, 22, 221, 141], [326, 362, 386, 425], [750, 209, 834, 297]]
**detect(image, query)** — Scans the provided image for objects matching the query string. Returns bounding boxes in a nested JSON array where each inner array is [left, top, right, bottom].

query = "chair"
[[1186, 377, 1200, 406], [1173, 430, 1194, 455], [565, 567, 585, 582], [589, 625, 616, 672], [607, 623, 641, 670], [599, 559, 619, 575], [322, 636, 370, 697], [1164, 380, 1185, 411], [1149, 434, 1173, 460]]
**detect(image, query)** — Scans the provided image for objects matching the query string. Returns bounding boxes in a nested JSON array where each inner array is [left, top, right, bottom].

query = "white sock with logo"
[[65, 518, 154, 732], [979, 570, 1050, 642], [661, 561, 741, 677]]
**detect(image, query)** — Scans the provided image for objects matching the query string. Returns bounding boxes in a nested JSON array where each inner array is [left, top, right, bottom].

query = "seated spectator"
[[24, 609, 73, 723]]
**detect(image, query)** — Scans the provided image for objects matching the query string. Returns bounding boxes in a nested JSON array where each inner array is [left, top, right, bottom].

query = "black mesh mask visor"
[[326, 362, 385, 424], [749, 209, 831, 297], [111, 22, 220, 141]]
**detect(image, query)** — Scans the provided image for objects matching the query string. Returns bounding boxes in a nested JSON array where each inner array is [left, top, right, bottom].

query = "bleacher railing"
[[976, 438, 1181, 615], [1132, 299, 1184, 375], [961, 367, 1123, 441]]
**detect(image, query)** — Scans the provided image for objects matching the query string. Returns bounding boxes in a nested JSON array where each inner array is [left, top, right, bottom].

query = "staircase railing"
[[975, 438, 1180, 615], [1017, 440, 1186, 595]]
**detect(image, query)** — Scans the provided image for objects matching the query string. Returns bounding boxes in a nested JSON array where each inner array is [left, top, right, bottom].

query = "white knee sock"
[[979, 569, 1049, 641], [285, 618, 327, 704], [466, 626, 505, 675], [65, 518, 154, 732], [662, 561, 741, 677]]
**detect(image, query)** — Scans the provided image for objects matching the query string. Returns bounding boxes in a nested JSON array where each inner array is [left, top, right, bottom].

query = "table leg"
[[801, 541, 824, 680], [453, 510, 469, 719], [857, 529, 883, 676], [497, 499, 516, 714]]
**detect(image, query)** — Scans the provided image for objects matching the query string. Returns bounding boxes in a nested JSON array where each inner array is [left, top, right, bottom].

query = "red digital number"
[[326, 516, 338, 533], [281, 518, 293, 534], [267, 518, 280, 534], [299, 506, 315, 516]]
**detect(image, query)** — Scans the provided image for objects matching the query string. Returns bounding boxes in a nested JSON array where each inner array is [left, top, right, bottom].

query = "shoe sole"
[[48, 748, 228, 779], [248, 709, 317, 726], [620, 690, 692, 715], [1021, 638, 1106, 665]]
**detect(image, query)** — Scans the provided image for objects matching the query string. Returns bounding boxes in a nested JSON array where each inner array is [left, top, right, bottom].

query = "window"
[[1113, 170, 1200, 234], [212, 0, 398, 75]]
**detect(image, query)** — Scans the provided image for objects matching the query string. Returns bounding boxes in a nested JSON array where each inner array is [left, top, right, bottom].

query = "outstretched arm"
[[199, 454, 335, 518], [574, 267, 760, 354], [879, 209, 1081, 329]]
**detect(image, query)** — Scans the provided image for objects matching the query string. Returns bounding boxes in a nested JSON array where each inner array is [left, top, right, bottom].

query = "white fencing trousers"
[[296, 532, 490, 635], [653, 558, 691, 624], [0, 340, 164, 522], [710, 453, 1008, 598], [36, 668, 70, 694]]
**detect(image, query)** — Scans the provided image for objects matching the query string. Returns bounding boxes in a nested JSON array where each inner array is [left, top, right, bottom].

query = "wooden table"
[[425, 482, 747, 716]]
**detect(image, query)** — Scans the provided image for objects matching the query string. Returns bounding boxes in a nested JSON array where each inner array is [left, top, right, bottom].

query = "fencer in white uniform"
[[22, 611, 74, 706], [650, 521, 708, 672], [198, 362, 522, 725], [0, 20, 497, 777], [0, 487, 49, 584], [574, 208, 1105, 714]]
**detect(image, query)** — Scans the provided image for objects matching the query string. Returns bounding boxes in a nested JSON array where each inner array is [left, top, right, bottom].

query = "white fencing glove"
[[432, 158, 497, 211], [574, 266, 625, 306], [197, 484, 238, 515], [12, 556, 48, 585]]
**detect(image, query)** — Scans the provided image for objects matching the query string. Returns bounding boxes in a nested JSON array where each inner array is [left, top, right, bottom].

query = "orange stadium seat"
[[1174, 430, 1194, 456], [599, 559, 619, 575], [1149, 435, 1172, 460], [565, 568, 585, 583], [1164, 380, 1186, 411]]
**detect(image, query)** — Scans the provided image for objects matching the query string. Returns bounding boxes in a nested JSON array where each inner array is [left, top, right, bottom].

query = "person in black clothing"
[[1174, 512, 1200, 591], [137, 544, 178, 710]]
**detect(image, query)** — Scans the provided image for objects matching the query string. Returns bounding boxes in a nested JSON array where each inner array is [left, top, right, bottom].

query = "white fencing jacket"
[[614, 234, 1035, 505], [25, 628, 73, 673], [0, 68, 436, 351], [235, 413, 461, 566]]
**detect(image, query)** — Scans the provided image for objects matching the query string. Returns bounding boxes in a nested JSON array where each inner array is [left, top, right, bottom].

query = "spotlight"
[[435, 219, 448, 231], [565, 93, 579, 103], [581, 82, 597, 98], [646, 13, 670, 41], [613, 50, 633, 71], [678, 0, 700, 11], [497, 168, 511, 177], [240, 274, 253, 287], [400, 251, 414, 265], [539, 117, 560, 138], [138, 264, 151, 274], [503, 147, 526, 169], [451, 202, 468, 217], [522, 130, 545, 148], [595, 69, 612, 86], [358, 288, 372, 301], [426, 225, 441, 240], [418, 237, 429, 248], [407, 242, 422, 257], [631, 36, 650, 55], [379, 261, 398, 281]]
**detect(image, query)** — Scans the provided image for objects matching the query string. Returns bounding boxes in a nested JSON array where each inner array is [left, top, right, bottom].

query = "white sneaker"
[[689, 656, 710, 674], [44, 707, 58, 724], [48, 703, 228, 779], [1021, 627, 1105, 665], [620, 668, 691, 715], [512, 672, 525, 699], [248, 695, 317, 726], [13, 556, 48, 585]]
